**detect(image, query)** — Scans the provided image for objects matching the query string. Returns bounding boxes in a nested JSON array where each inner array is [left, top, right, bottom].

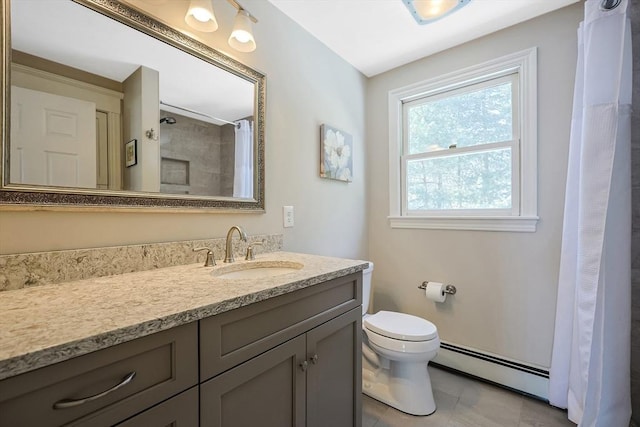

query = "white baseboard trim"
[[433, 341, 549, 400]]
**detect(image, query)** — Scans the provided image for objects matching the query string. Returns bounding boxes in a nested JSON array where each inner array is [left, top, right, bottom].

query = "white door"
[[10, 86, 97, 188]]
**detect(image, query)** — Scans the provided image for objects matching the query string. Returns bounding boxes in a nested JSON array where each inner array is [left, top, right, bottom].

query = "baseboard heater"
[[432, 341, 550, 400]]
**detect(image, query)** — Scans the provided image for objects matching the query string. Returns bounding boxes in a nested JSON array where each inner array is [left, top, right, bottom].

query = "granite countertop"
[[0, 251, 368, 381]]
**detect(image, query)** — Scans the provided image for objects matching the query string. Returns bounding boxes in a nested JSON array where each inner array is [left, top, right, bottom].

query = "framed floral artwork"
[[320, 124, 353, 182]]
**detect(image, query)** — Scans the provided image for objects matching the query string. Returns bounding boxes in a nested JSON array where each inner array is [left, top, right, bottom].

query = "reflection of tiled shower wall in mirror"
[[159, 110, 235, 197]]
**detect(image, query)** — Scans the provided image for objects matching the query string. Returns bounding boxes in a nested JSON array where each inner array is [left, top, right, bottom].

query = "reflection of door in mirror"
[[10, 86, 97, 188], [10, 53, 124, 190]]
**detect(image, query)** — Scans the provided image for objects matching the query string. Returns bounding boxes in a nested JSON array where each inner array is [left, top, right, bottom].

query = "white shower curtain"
[[233, 119, 253, 198], [549, 0, 632, 425]]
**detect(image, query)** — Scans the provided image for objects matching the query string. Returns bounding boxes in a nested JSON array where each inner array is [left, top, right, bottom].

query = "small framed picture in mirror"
[[320, 124, 353, 182], [125, 139, 137, 168]]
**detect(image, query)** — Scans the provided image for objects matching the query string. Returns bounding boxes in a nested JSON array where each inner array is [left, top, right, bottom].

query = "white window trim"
[[388, 47, 539, 232]]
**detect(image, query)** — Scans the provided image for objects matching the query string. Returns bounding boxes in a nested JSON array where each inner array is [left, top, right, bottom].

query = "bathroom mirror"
[[0, 0, 265, 210]]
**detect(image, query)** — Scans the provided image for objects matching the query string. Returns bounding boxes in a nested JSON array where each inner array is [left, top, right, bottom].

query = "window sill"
[[388, 215, 539, 232]]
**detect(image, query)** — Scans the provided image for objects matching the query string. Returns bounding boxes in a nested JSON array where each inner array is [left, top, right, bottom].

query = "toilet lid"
[[364, 311, 437, 342]]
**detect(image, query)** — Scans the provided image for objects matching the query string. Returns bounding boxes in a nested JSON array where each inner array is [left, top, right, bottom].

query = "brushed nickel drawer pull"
[[53, 371, 137, 409]]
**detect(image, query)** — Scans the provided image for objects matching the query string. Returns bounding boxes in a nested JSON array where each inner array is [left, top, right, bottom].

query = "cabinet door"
[[114, 386, 198, 427], [306, 308, 362, 427], [200, 335, 306, 427]]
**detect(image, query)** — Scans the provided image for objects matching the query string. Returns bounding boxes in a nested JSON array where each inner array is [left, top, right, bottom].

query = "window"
[[388, 48, 538, 232]]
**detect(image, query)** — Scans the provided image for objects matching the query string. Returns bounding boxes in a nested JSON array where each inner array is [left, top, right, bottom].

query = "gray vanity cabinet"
[[199, 272, 362, 427], [0, 271, 362, 427]]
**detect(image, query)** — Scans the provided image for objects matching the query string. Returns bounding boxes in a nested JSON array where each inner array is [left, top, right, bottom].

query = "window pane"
[[407, 148, 512, 210], [407, 82, 513, 154]]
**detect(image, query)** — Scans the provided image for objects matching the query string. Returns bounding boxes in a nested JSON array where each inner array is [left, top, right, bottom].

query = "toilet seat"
[[365, 327, 440, 354], [364, 311, 437, 341], [363, 311, 439, 354]]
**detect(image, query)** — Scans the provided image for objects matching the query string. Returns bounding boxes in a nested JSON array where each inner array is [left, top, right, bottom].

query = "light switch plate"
[[283, 206, 294, 228]]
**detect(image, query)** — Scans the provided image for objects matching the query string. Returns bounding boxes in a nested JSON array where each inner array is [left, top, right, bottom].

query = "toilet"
[[361, 262, 440, 416]]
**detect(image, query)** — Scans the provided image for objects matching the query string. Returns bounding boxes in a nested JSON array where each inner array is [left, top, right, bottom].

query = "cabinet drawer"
[[115, 386, 198, 427], [0, 322, 198, 427], [200, 272, 361, 380]]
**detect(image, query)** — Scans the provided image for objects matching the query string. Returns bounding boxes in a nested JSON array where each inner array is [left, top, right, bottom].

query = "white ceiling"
[[267, 0, 580, 77]]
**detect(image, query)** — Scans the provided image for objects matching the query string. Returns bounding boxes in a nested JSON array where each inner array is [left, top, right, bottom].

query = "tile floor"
[[363, 366, 575, 427]]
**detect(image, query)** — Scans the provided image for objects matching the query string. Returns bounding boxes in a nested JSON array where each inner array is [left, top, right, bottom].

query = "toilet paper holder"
[[418, 281, 457, 295]]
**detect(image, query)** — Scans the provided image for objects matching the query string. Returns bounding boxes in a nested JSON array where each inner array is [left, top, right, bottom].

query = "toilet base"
[[362, 359, 436, 416]]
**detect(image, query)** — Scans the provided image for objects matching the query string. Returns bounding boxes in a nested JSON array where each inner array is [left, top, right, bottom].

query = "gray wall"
[[366, 3, 582, 369], [631, 0, 639, 423]]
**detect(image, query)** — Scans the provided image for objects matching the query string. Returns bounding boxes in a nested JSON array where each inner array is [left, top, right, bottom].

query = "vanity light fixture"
[[185, 0, 218, 32], [402, 0, 471, 25], [184, 0, 258, 52], [228, 8, 257, 52]]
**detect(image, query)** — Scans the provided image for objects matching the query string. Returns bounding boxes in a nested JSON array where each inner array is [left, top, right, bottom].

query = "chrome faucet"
[[224, 226, 247, 263]]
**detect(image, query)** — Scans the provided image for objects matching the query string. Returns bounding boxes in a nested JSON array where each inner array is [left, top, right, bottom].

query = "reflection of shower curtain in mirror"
[[233, 120, 253, 198]]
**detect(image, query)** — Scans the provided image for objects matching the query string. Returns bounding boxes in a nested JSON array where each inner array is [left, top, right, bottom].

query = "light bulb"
[[414, 0, 458, 19], [191, 8, 210, 22], [233, 30, 251, 44]]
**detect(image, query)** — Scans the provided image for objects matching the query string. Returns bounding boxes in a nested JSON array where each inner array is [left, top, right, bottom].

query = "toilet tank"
[[362, 262, 373, 316]]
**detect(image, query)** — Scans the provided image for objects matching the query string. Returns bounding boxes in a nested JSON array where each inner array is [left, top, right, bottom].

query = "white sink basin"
[[211, 261, 304, 279]]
